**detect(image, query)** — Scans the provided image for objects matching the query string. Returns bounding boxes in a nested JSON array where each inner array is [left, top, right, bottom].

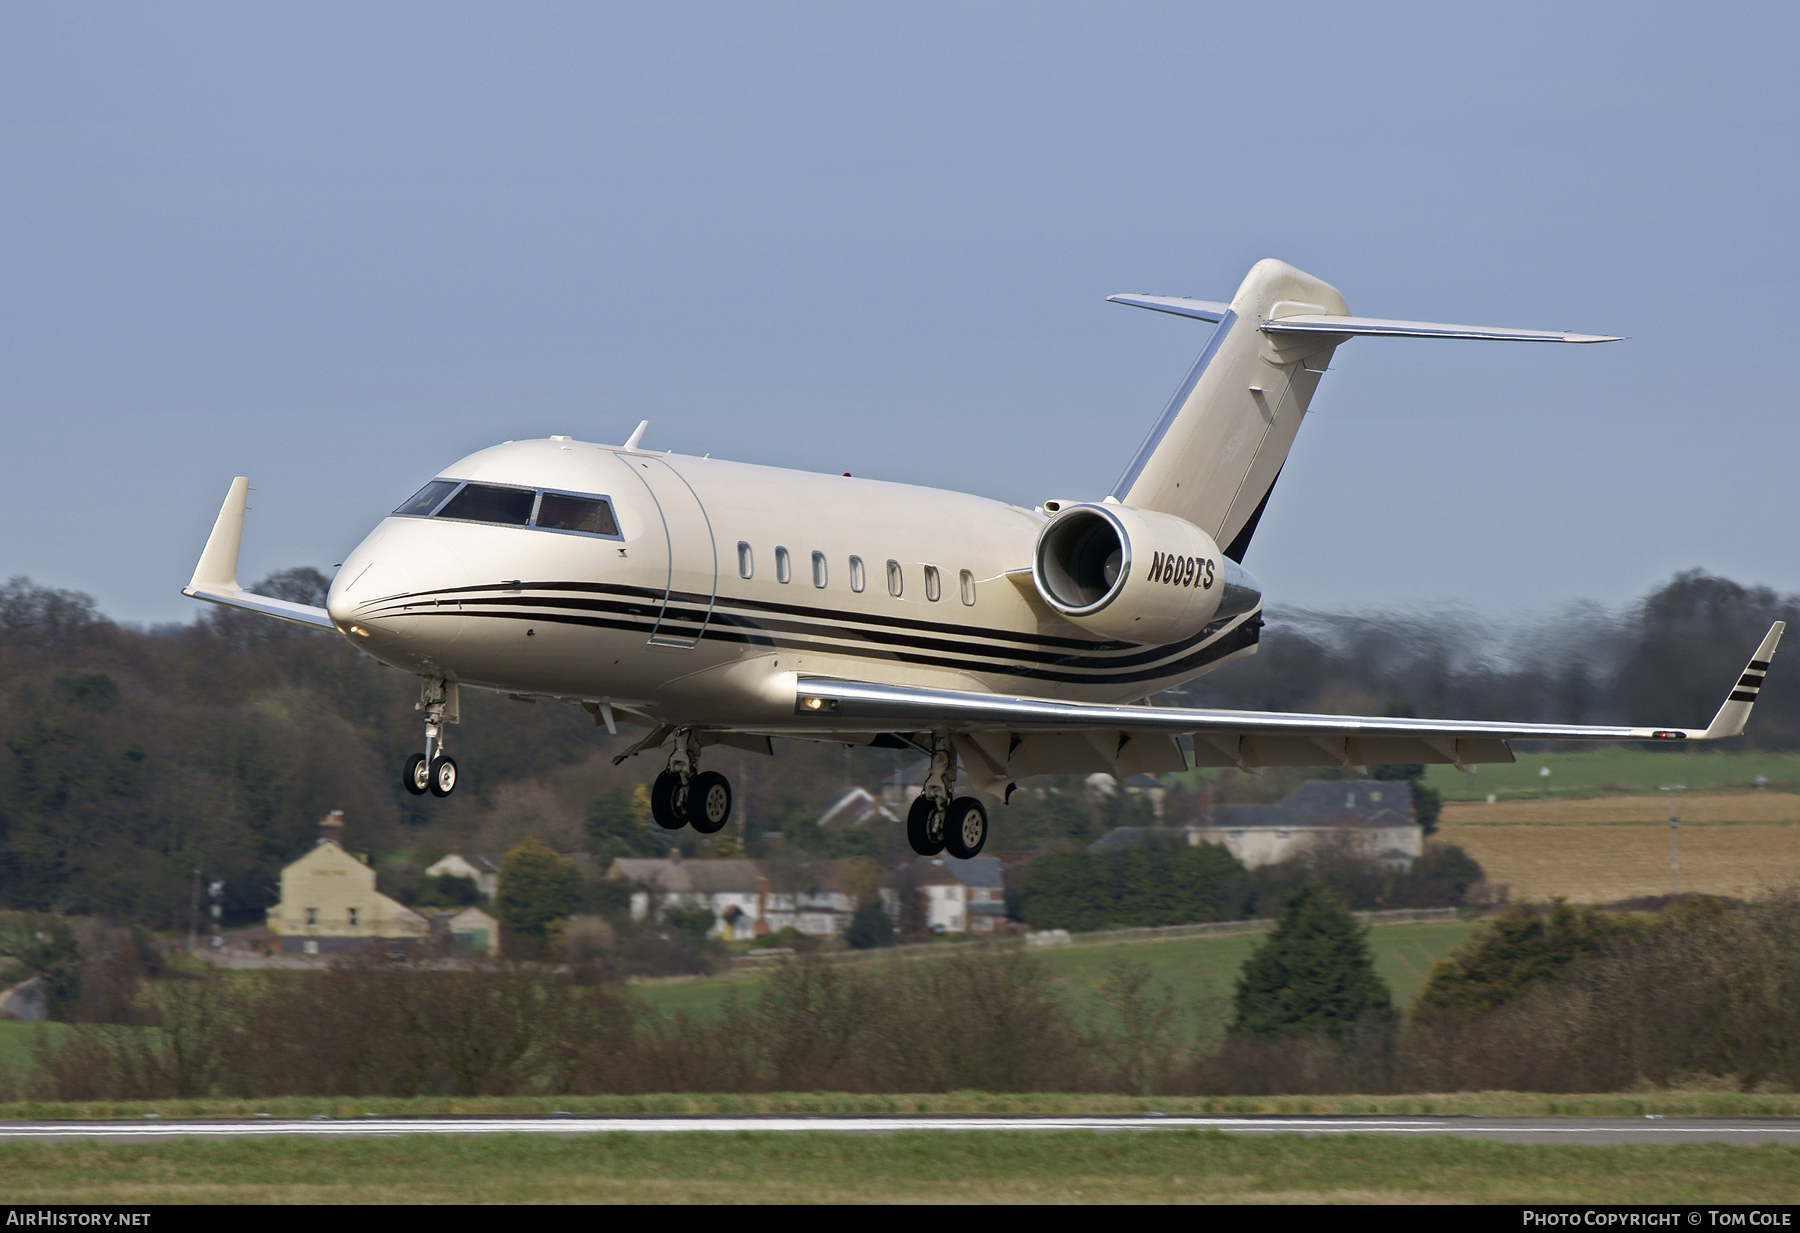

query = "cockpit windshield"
[[436, 483, 535, 526], [392, 480, 622, 540], [536, 493, 620, 536], [393, 480, 458, 518]]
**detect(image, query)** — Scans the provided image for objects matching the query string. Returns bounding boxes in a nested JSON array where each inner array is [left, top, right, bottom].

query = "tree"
[[844, 898, 894, 949], [1412, 899, 1636, 1025], [584, 785, 656, 865], [1230, 881, 1393, 1041], [495, 837, 580, 955]]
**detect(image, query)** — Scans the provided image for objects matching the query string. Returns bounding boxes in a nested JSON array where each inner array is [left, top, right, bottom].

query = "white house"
[[422, 853, 502, 901], [607, 857, 863, 939], [1091, 780, 1424, 869], [896, 856, 1007, 934]]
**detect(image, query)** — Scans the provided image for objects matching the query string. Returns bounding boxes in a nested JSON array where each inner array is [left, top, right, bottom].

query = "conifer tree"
[[1230, 880, 1393, 1040]]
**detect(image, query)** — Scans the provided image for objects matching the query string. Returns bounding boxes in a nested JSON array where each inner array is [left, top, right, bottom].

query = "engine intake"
[[1032, 503, 1261, 643]]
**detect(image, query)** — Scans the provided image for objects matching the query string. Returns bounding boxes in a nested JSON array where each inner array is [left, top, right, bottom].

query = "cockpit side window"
[[393, 480, 459, 518], [535, 492, 620, 537], [435, 483, 536, 526]]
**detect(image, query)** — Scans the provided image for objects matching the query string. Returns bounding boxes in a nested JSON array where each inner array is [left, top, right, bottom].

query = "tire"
[[906, 795, 946, 856], [428, 755, 458, 798], [944, 796, 988, 859], [651, 769, 690, 829], [688, 771, 732, 834], [403, 753, 430, 796]]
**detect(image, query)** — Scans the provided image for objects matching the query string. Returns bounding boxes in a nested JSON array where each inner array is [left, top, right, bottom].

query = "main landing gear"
[[650, 728, 734, 834], [403, 677, 460, 798], [906, 732, 987, 859]]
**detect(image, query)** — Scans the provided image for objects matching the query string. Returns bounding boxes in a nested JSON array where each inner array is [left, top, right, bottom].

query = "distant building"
[[1090, 779, 1423, 870], [895, 856, 1007, 934], [816, 786, 898, 829], [428, 905, 500, 956], [267, 838, 429, 954], [422, 853, 502, 901], [607, 856, 864, 939]]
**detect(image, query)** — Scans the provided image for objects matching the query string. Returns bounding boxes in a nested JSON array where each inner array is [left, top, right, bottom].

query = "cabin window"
[[812, 551, 828, 588], [775, 547, 792, 584], [737, 542, 753, 580], [534, 492, 619, 537], [886, 560, 903, 597], [923, 565, 941, 602], [436, 483, 535, 527], [849, 556, 866, 593], [394, 479, 458, 518], [959, 569, 976, 606]]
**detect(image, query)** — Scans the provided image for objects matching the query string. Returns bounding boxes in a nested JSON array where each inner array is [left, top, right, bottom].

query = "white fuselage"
[[325, 438, 1260, 731]]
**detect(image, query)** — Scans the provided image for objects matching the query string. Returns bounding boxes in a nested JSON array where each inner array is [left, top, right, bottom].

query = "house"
[[428, 905, 500, 956], [607, 857, 864, 939], [266, 837, 430, 954], [422, 853, 502, 900], [816, 786, 897, 829], [896, 855, 1007, 934], [1090, 779, 1423, 869]]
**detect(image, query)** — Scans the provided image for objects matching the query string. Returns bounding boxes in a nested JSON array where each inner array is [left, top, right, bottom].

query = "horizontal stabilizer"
[[1105, 294, 1232, 323], [1262, 314, 1620, 344]]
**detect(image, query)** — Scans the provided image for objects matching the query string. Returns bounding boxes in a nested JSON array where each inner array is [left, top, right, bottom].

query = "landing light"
[[801, 697, 837, 712]]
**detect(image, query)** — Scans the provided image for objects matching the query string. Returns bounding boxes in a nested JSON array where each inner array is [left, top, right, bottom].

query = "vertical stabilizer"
[[1111, 259, 1347, 561]]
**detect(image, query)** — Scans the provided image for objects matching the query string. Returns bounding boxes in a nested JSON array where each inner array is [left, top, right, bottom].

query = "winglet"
[[1700, 622, 1785, 739], [189, 477, 249, 592], [182, 476, 336, 632]]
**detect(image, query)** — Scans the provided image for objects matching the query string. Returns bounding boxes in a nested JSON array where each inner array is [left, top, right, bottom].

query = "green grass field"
[[632, 922, 1475, 1034], [1422, 749, 1800, 801], [2, 1130, 1796, 1203]]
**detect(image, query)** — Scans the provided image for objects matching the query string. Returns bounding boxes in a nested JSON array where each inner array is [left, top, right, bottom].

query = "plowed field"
[[1437, 821, 1800, 903], [1440, 791, 1800, 825]]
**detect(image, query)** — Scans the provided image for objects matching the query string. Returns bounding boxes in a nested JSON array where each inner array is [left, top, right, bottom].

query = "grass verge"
[[2, 1129, 1797, 1203], [4, 1090, 1800, 1122]]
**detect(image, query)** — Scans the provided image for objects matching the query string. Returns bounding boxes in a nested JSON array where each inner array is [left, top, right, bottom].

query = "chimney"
[[318, 809, 345, 845]]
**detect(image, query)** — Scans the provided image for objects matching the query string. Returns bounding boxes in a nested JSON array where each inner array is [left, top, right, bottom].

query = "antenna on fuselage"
[[622, 420, 649, 451]]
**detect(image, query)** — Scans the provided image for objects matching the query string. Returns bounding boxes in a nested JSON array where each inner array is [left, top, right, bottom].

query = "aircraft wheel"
[[651, 769, 690, 829], [688, 771, 732, 834], [428, 755, 458, 798], [944, 796, 988, 860], [403, 753, 430, 796], [906, 795, 946, 856]]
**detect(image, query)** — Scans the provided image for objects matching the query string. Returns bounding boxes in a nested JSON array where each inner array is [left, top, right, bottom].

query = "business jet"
[[182, 258, 1783, 860]]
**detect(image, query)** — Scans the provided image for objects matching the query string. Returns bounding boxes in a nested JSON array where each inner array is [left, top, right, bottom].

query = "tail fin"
[[1109, 259, 1618, 562]]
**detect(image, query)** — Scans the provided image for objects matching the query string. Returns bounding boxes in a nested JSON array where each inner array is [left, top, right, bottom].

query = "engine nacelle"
[[1032, 503, 1262, 643]]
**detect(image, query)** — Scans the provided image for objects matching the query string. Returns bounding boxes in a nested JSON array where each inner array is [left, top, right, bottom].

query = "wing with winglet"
[[782, 624, 1785, 792], [181, 477, 337, 631]]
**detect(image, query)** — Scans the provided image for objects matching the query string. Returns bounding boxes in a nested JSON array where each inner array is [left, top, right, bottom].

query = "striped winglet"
[[1702, 622, 1786, 738]]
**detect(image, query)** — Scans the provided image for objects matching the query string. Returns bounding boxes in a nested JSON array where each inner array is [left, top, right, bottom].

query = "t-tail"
[[1107, 259, 1620, 562]]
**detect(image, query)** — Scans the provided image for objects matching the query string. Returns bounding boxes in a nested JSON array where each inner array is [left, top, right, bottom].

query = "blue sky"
[[3, 3, 1796, 626]]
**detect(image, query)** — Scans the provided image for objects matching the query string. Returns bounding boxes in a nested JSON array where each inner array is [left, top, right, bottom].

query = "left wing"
[[182, 477, 337, 631], [783, 623, 1783, 790]]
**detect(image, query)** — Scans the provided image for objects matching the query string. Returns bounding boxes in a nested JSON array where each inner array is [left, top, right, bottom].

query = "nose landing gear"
[[649, 728, 734, 834], [402, 677, 460, 798]]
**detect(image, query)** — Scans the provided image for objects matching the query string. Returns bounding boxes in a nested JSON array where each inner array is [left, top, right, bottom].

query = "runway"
[[3, 1115, 1798, 1146]]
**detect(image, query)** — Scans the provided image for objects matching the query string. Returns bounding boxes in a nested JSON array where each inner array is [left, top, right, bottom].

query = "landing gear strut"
[[650, 728, 734, 834], [906, 732, 988, 859], [403, 677, 460, 798]]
